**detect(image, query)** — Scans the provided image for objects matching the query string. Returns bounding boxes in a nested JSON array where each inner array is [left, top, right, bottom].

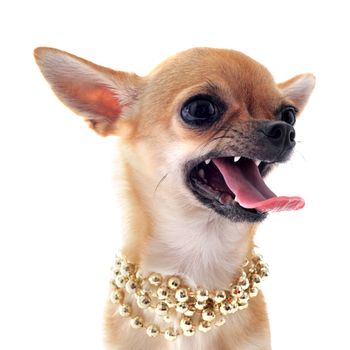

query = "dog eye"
[[181, 97, 221, 126], [280, 107, 296, 125]]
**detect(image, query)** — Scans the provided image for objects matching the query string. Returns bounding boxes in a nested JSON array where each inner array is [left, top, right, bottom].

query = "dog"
[[35, 47, 315, 350]]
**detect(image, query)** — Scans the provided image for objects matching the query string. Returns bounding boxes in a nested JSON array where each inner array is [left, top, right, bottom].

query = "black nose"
[[263, 121, 296, 149]]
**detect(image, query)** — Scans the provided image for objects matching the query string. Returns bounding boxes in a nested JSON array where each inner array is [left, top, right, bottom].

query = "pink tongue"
[[212, 158, 305, 213]]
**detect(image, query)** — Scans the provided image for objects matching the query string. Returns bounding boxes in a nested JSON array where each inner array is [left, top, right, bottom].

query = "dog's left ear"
[[34, 47, 143, 136], [278, 73, 315, 113]]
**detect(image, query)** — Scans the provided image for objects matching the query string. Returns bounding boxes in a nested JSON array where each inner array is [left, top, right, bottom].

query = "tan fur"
[[35, 47, 315, 349]]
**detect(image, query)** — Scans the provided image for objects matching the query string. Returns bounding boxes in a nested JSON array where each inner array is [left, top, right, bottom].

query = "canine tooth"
[[255, 160, 262, 166], [205, 159, 211, 165], [234, 156, 241, 163]]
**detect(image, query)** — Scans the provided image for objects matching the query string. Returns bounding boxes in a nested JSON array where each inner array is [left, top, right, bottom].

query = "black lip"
[[184, 154, 276, 223], [188, 176, 267, 223]]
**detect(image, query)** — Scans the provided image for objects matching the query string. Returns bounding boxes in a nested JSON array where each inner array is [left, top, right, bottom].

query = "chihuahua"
[[35, 47, 315, 350]]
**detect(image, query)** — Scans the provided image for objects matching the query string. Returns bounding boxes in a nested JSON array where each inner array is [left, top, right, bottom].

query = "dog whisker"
[[154, 173, 169, 194]]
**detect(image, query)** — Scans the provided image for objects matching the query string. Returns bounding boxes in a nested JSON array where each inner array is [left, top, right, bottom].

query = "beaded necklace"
[[110, 252, 269, 341]]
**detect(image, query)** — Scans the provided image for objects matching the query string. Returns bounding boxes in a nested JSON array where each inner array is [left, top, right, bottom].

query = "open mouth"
[[187, 156, 305, 222]]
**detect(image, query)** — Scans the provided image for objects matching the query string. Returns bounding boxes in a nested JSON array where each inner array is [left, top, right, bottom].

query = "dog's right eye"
[[181, 96, 222, 127]]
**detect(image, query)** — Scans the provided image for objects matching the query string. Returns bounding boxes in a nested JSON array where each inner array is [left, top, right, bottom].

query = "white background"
[[1, 1, 349, 349]]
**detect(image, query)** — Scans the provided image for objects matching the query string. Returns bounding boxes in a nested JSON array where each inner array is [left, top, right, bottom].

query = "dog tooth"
[[219, 193, 234, 205], [205, 159, 211, 165], [216, 193, 223, 202], [255, 160, 262, 166], [234, 156, 241, 163]]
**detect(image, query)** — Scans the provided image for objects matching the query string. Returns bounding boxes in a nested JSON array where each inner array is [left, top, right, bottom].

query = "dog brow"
[[205, 79, 220, 93]]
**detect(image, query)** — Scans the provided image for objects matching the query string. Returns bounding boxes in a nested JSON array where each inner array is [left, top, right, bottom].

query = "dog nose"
[[263, 121, 296, 149]]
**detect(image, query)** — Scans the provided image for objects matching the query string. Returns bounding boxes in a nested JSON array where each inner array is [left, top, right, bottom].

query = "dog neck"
[[118, 156, 256, 291], [144, 210, 253, 290]]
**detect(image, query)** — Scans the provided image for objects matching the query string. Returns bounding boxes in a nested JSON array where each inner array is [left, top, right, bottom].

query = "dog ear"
[[34, 47, 142, 136], [278, 73, 315, 113]]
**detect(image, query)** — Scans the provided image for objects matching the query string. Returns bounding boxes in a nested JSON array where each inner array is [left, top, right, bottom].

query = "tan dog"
[[35, 47, 315, 350]]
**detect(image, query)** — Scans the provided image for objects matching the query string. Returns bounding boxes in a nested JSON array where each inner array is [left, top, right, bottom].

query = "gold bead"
[[156, 286, 169, 300], [238, 300, 248, 310], [252, 274, 262, 288], [231, 299, 238, 311], [198, 320, 212, 333], [242, 257, 249, 267], [239, 271, 247, 280], [231, 285, 244, 298], [111, 266, 121, 278], [140, 280, 151, 294], [114, 257, 123, 271], [130, 316, 143, 329], [239, 292, 250, 304], [135, 270, 143, 280], [120, 262, 134, 276], [119, 304, 132, 317], [249, 287, 259, 298], [148, 272, 162, 286], [255, 258, 262, 267], [215, 316, 226, 327], [175, 288, 189, 302], [240, 278, 250, 290], [202, 308, 216, 322], [110, 278, 118, 288], [125, 279, 138, 294], [195, 300, 206, 310], [110, 289, 124, 304], [114, 255, 122, 262], [146, 324, 160, 337], [260, 267, 269, 280], [137, 295, 151, 309], [115, 275, 127, 288], [239, 273, 250, 290], [155, 302, 169, 316], [184, 305, 196, 316], [196, 288, 209, 302], [253, 253, 263, 263], [219, 302, 236, 315], [183, 326, 196, 337], [164, 328, 177, 341], [165, 296, 177, 308], [180, 316, 193, 330], [214, 290, 226, 303], [175, 302, 188, 313], [167, 276, 181, 290]]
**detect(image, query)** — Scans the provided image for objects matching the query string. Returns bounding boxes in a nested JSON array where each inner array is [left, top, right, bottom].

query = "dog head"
[[35, 47, 315, 223]]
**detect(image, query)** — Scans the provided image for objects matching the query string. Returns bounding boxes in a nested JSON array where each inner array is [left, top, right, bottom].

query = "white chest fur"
[[141, 209, 251, 290]]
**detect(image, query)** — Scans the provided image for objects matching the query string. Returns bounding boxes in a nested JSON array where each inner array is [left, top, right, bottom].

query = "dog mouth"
[[187, 155, 304, 221]]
